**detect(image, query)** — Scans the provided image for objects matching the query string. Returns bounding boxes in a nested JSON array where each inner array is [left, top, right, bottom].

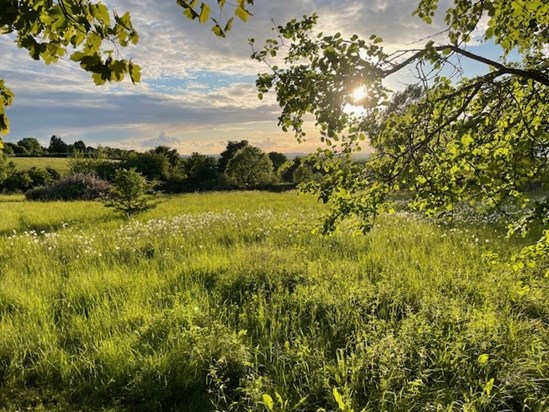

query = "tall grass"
[[0, 192, 547, 411]]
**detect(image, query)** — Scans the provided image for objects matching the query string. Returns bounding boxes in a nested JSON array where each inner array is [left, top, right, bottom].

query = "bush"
[[3, 170, 32, 192], [68, 157, 118, 181], [27, 167, 54, 187], [102, 168, 158, 216], [25, 174, 111, 201]]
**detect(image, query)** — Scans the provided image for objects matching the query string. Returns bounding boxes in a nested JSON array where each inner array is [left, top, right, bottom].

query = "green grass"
[[0, 192, 547, 411], [9, 157, 71, 174]]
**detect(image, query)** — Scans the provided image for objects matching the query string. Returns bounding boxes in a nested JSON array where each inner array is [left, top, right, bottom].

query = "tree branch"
[[383, 44, 549, 87]]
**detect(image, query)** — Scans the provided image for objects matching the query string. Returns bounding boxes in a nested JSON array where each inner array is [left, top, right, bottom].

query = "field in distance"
[[9, 156, 71, 174], [0, 191, 547, 411]]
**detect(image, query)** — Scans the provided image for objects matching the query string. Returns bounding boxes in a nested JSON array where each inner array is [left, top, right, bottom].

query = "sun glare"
[[351, 85, 367, 103], [344, 85, 368, 116]]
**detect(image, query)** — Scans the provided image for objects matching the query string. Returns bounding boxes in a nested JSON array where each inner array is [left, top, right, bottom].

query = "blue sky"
[[0, 0, 500, 154]]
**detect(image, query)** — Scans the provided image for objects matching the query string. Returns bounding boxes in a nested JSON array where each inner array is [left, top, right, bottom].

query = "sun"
[[351, 85, 367, 103]]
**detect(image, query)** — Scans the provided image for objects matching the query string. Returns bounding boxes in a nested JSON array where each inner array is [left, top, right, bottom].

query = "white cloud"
[[141, 131, 182, 148], [1, 0, 466, 153]]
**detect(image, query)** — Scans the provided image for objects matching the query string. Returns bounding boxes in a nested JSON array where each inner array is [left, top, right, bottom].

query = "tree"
[[72, 140, 87, 154], [218, 140, 249, 173], [48, 135, 69, 154], [148, 146, 181, 168], [268, 151, 288, 173], [0, 0, 253, 148], [103, 168, 158, 216], [6, 142, 28, 156], [252, 3, 548, 239], [122, 152, 170, 181], [182, 152, 220, 190], [225, 145, 275, 188], [0, 153, 12, 185], [2, 142, 15, 156], [17, 137, 44, 155]]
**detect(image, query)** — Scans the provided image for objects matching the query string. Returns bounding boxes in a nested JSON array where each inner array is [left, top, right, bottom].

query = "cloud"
[[1, 0, 472, 153], [141, 131, 182, 148]]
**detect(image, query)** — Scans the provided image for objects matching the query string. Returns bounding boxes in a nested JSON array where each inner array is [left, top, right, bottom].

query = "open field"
[[0, 191, 548, 411], [9, 157, 71, 174]]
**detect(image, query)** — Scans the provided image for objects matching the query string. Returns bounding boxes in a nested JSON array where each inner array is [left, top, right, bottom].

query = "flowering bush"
[[25, 174, 111, 201]]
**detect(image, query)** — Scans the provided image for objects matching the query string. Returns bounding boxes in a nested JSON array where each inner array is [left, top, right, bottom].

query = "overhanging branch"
[[383, 44, 549, 87]]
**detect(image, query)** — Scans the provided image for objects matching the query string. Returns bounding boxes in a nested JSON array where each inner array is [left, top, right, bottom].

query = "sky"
[[0, 0, 496, 155]]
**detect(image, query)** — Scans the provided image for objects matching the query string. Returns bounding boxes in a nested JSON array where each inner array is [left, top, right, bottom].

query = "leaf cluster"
[[0, 0, 141, 136], [252, 2, 549, 238]]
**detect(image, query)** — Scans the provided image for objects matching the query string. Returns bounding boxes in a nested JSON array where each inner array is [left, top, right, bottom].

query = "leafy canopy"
[[225, 145, 275, 188], [251, 1, 548, 238]]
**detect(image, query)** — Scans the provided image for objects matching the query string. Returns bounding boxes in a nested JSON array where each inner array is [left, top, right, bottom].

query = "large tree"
[[0, 0, 253, 146], [17, 137, 44, 155], [48, 135, 69, 154], [225, 145, 275, 188], [218, 140, 249, 173], [251, 2, 548, 250]]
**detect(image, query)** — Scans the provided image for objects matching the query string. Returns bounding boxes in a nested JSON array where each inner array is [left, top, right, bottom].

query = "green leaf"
[[70, 51, 86, 62], [333, 388, 346, 410], [461, 135, 474, 147], [92, 72, 107, 86], [262, 394, 274, 411], [109, 60, 127, 81], [129, 62, 141, 84], [94, 3, 111, 25], [199, 3, 211, 24], [235, 6, 250, 22], [477, 354, 489, 366], [211, 24, 224, 37]]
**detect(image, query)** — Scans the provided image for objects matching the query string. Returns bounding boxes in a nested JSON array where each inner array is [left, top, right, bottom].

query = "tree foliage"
[[48, 135, 69, 154], [103, 168, 157, 216], [17, 137, 44, 155], [252, 2, 549, 238], [182, 152, 220, 190], [218, 140, 249, 173], [268, 151, 288, 173], [225, 145, 274, 188]]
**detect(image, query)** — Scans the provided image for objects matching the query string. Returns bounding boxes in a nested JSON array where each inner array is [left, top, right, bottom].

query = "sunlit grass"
[[0, 191, 547, 411], [9, 157, 71, 174]]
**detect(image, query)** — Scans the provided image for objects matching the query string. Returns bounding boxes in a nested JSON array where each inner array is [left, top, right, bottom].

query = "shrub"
[[68, 157, 118, 181], [3, 170, 32, 192], [102, 168, 158, 216], [27, 167, 54, 187], [25, 174, 111, 201]]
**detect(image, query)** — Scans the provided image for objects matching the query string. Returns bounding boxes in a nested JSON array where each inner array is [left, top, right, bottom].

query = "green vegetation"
[[1, 2, 548, 409], [103, 168, 158, 216], [0, 192, 548, 411], [11, 157, 70, 174], [252, 1, 548, 262]]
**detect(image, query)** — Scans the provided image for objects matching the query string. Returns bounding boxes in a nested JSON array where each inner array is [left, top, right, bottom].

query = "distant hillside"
[[10, 157, 70, 174]]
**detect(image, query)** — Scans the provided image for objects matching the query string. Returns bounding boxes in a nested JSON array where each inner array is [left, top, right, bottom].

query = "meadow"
[[9, 157, 71, 174], [0, 191, 547, 411]]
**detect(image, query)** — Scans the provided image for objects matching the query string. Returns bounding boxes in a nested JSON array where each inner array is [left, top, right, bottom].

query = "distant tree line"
[[0, 137, 322, 195]]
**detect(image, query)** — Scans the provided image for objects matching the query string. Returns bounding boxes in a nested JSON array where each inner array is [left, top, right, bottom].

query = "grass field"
[[0, 191, 548, 411], [9, 157, 71, 174]]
